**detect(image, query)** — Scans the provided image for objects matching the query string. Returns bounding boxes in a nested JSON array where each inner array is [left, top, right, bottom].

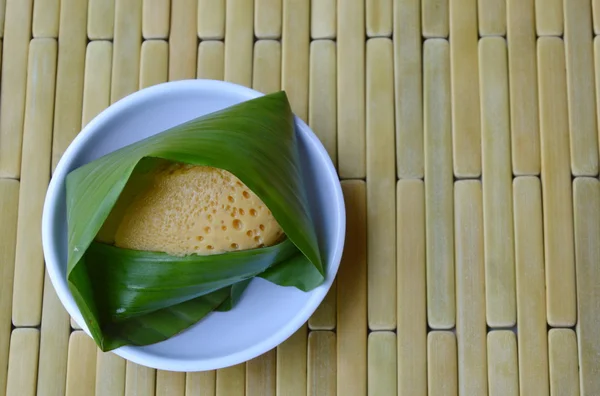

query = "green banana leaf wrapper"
[[65, 91, 325, 352]]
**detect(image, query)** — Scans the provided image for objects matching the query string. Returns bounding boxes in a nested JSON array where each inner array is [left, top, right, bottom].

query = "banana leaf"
[[65, 91, 325, 351]]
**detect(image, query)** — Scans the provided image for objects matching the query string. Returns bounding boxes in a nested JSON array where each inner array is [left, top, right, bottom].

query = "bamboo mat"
[[1, 0, 599, 395]]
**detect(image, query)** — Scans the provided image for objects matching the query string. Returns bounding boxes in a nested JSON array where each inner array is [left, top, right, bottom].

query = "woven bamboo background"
[[1, 0, 599, 395]]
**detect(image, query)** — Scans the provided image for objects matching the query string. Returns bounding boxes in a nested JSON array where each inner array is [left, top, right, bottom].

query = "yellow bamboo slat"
[[82, 41, 113, 126], [548, 329, 580, 396], [276, 325, 307, 396], [513, 176, 549, 396], [0, 180, 18, 396], [32, 0, 59, 37], [537, 37, 577, 327], [507, 0, 539, 175], [337, 0, 365, 179], [281, 0, 309, 121], [427, 332, 458, 396], [366, 0, 392, 37], [595, 0, 600, 35], [310, 0, 335, 39], [140, 40, 168, 89], [454, 181, 488, 396], [125, 361, 156, 396], [394, 0, 423, 178], [169, 0, 197, 81], [592, 0, 600, 35], [479, 37, 516, 327], [87, 0, 115, 40], [573, 177, 600, 395], [186, 371, 215, 396], [224, 0, 253, 87], [535, 0, 562, 36], [95, 352, 125, 396], [12, 38, 57, 327], [0, 0, 33, 177], [366, 38, 396, 330], [422, 0, 448, 37], [65, 332, 97, 396], [112, 0, 142, 103], [216, 363, 245, 396], [142, 0, 169, 39], [450, 0, 481, 178], [337, 181, 367, 396], [487, 331, 519, 396], [423, 38, 454, 329], [368, 332, 397, 396], [307, 331, 336, 396], [197, 41, 224, 80], [307, 39, 337, 169], [246, 349, 276, 396], [252, 40, 281, 94], [198, 0, 225, 40], [0, 0, 5, 38], [5, 329, 40, 396], [37, 274, 70, 396], [50, 0, 87, 170], [565, 0, 598, 176], [254, 0, 281, 39], [156, 370, 185, 396], [308, 283, 336, 330], [478, 0, 506, 36], [397, 180, 426, 396]]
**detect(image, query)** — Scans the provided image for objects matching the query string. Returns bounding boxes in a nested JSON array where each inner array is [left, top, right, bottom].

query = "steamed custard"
[[111, 163, 284, 255]]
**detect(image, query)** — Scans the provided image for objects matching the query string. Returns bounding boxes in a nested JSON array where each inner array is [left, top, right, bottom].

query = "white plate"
[[42, 80, 345, 372]]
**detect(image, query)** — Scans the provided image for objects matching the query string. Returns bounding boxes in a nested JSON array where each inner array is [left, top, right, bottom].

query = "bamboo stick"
[[125, 361, 156, 396], [65, 332, 97, 396], [198, 0, 225, 39], [281, 0, 309, 121], [573, 177, 600, 395], [478, 0, 506, 35], [197, 41, 224, 81], [548, 329, 580, 396], [185, 371, 215, 396], [5, 329, 40, 396], [142, 0, 169, 39], [311, 0, 335, 39], [254, 0, 281, 39], [428, 332, 458, 396], [366, 0, 392, 37], [0, 0, 33, 177], [507, 0, 540, 175], [422, 0, 448, 37], [337, 181, 367, 396], [455, 181, 488, 396], [156, 370, 185, 396], [95, 352, 125, 396], [535, 0, 562, 36], [140, 40, 168, 89], [368, 332, 397, 396], [487, 331, 519, 396], [81, 41, 113, 127], [423, 38, 454, 329], [564, 0, 599, 176], [246, 349, 276, 396], [50, 0, 88, 169], [32, 0, 59, 37], [0, 180, 18, 396], [394, 0, 423, 178], [216, 363, 245, 396], [537, 37, 577, 327], [12, 38, 57, 326], [111, 0, 142, 103], [308, 331, 336, 396], [367, 37, 396, 331], [276, 325, 307, 396], [87, 0, 115, 39], [224, 0, 253, 87], [397, 179, 426, 396], [513, 176, 549, 396], [479, 37, 516, 327], [169, 0, 197, 81], [337, 0, 365, 178]]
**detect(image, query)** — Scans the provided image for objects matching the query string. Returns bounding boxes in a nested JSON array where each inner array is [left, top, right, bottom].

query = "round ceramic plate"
[[42, 80, 345, 372]]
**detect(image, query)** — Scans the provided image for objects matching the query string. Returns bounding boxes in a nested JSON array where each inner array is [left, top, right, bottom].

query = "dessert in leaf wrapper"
[[65, 92, 324, 351]]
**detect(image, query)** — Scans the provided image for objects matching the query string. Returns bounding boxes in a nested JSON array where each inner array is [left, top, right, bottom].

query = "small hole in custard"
[[231, 243, 239, 249], [233, 219, 243, 230], [242, 191, 250, 199]]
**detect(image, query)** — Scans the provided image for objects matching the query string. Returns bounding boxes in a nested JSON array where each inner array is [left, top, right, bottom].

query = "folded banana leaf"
[[65, 91, 325, 351]]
